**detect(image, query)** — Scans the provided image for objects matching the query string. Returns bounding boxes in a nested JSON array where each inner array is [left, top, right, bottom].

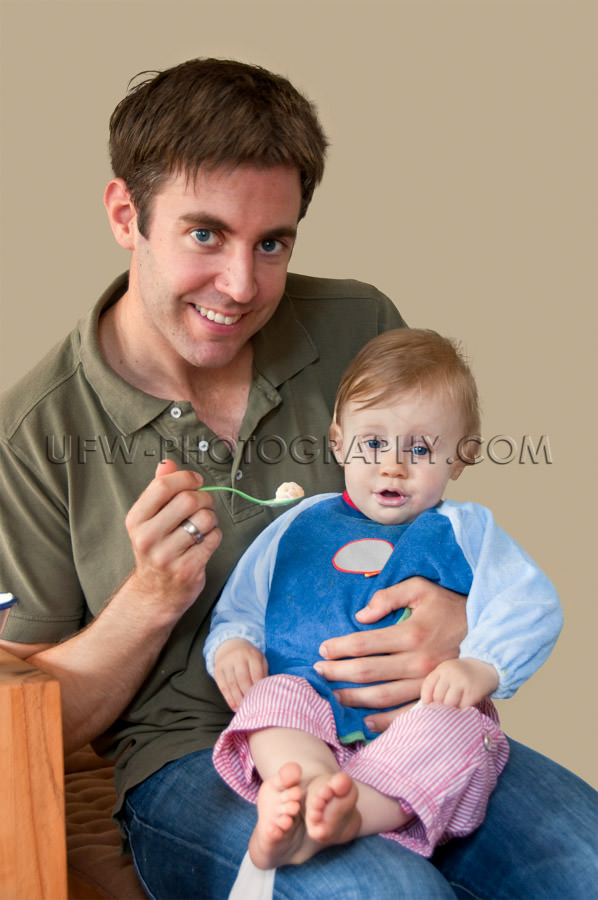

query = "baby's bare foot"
[[248, 762, 306, 869], [305, 771, 361, 846]]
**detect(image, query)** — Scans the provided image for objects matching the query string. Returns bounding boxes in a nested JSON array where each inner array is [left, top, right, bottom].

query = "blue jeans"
[[122, 738, 598, 899]]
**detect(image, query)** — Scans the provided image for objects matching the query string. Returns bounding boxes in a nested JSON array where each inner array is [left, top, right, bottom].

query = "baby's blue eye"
[[411, 445, 429, 457], [365, 438, 388, 450]]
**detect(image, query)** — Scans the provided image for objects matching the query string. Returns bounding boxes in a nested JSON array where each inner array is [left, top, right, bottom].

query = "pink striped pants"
[[213, 674, 509, 857]]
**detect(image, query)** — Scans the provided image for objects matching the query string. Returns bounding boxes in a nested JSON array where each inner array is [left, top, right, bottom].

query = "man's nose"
[[215, 247, 257, 304]]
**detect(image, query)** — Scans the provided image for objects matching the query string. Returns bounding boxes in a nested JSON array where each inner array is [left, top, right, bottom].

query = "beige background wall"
[[1, 0, 596, 788]]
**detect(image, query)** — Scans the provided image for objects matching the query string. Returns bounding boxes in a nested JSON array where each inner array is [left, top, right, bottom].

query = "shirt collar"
[[252, 288, 318, 387], [79, 274, 171, 434], [342, 489, 359, 510], [79, 272, 319, 435]]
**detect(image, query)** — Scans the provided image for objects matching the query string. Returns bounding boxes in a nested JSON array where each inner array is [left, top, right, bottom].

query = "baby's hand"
[[421, 658, 499, 708], [213, 639, 268, 711]]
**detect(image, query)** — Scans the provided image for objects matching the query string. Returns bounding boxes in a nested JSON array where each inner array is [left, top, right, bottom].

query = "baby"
[[204, 328, 561, 868]]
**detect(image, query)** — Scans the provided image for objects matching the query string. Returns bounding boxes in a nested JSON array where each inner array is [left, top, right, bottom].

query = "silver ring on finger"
[[182, 518, 203, 544]]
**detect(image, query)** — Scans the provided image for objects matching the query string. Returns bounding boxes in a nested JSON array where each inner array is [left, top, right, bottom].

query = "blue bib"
[[265, 496, 473, 742]]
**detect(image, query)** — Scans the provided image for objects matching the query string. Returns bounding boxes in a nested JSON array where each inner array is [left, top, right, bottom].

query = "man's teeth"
[[197, 306, 241, 326]]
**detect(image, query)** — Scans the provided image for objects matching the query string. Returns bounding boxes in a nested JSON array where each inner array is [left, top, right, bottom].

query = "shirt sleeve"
[[438, 500, 563, 698], [203, 494, 334, 675], [378, 291, 407, 331], [0, 436, 85, 642]]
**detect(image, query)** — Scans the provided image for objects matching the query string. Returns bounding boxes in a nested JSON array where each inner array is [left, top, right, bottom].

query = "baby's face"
[[330, 389, 467, 525]]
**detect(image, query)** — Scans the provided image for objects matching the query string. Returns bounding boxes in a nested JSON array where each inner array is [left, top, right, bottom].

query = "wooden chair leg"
[[0, 649, 67, 900]]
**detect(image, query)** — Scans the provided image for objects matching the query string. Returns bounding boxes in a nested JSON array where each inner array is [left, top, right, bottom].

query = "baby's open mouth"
[[376, 490, 407, 506]]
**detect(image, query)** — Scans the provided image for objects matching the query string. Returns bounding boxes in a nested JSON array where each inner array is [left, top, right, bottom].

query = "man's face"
[[125, 164, 302, 372], [330, 389, 466, 525]]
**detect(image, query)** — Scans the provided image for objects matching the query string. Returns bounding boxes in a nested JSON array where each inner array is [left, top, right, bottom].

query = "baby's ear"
[[328, 422, 344, 465], [449, 457, 467, 481], [451, 434, 480, 477]]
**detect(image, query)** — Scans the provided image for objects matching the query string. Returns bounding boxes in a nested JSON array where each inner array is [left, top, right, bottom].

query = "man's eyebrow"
[[178, 213, 297, 240], [179, 214, 228, 229], [263, 225, 298, 240]]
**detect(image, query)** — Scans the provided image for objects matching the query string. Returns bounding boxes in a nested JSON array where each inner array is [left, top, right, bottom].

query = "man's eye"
[[411, 445, 429, 457], [192, 229, 217, 245], [260, 238, 283, 254]]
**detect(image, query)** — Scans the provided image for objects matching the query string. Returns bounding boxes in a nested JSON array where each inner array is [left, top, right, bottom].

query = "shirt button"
[[235, 470, 243, 481], [198, 440, 210, 452], [170, 406, 182, 419], [483, 733, 495, 751]]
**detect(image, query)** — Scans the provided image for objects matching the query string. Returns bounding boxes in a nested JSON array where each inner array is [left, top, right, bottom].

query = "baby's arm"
[[213, 638, 268, 711], [204, 496, 332, 692], [441, 501, 563, 698], [204, 504, 308, 676], [421, 657, 499, 708]]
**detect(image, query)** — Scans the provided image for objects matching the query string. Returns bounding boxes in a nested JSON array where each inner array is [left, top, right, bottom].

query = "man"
[[0, 59, 595, 899]]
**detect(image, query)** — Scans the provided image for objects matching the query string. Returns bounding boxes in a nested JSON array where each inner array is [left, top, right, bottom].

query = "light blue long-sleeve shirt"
[[205, 495, 562, 704]]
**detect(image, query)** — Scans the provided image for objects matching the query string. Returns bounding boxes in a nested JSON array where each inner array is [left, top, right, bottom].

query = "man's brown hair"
[[333, 328, 481, 457], [109, 58, 328, 236]]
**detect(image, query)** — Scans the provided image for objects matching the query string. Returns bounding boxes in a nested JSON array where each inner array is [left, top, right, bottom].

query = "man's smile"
[[194, 305, 243, 326]]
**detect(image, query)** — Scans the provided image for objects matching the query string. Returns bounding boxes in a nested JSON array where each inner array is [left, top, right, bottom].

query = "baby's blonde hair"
[[333, 329, 481, 456]]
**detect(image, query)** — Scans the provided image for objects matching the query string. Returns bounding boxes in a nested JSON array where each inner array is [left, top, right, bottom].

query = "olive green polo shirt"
[[0, 271, 405, 811]]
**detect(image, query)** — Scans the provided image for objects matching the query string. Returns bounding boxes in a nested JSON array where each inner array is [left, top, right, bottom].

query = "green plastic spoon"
[[198, 485, 303, 507]]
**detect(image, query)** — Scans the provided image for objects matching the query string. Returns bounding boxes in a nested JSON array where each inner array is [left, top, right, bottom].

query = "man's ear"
[[104, 178, 138, 250], [328, 422, 344, 466]]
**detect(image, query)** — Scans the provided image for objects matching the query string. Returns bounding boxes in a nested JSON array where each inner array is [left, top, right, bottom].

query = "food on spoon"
[[274, 482, 304, 501]]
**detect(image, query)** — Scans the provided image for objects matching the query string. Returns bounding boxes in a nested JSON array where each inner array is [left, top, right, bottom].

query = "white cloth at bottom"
[[228, 851, 275, 900]]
